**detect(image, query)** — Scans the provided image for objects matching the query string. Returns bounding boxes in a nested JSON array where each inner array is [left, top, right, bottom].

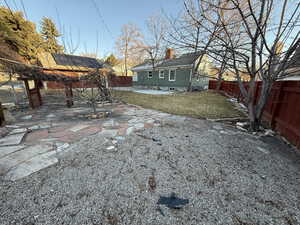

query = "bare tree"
[[143, 15, 166, 72], [115, 23, 145, 76], [197, 0, 299, 131], [165, 1, 230, 90], [76, 69, 111, 114]]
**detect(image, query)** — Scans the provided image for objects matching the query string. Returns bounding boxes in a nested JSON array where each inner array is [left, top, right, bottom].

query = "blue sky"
[[1, 0, 183, 58]]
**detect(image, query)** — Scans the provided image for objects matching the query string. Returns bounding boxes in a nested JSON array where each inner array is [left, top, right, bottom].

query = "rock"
[[21, 115, 32, 120], [220, 130, 229, 135], [236, 122, 248, 127], [28, 124, 50, 131], [264, 129, 275, 136], [91, 114, 98, 119], [228, 98, 238, 103], [56, 143, 70, 152], [46, 114, 56, 118], [256, 147, 270, 154], [236, 126, 247, 132], [5, 125, 20, 129], [0, 127, 9, 137], [126, 127, 134, 135], [2, 102, 16, 109], [213, 125, 223, 130], [134, 123, 144, 130], [115, 136, 125, 141], [239, 103, 247, 109], [148, 176, 156, 191], [3, 109, 16, 123], [106, 146, 115, 150]]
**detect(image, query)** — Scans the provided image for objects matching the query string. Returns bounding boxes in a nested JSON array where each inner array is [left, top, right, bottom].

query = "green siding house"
[[131, 50, 210, 91]]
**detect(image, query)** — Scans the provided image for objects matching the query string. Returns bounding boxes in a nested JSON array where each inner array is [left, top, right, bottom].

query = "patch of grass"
[[112, 90, 244, 119]]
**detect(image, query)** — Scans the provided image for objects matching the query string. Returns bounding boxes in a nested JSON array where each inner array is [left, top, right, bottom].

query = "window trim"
[[159, 70, 165, 79], [148, 71, 153, 78], [169, 69, 176, 81]]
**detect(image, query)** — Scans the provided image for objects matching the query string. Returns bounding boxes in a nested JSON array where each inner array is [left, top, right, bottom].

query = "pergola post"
[[24, 79, 34, 109], [34, 79, 43, 106], [23, 79, 43, 109], [64, 83, 73, 108], [0, 102, 5, 126]]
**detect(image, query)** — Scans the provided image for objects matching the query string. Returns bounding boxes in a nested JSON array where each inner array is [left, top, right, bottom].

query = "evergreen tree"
[[40, 17, 64, 53], [105, 54, 119, 66], [0, 6, 43, 63]]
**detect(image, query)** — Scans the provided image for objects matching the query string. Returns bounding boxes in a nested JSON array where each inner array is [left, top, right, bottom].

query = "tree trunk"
[[216, 73, 223, 91], [247, 79, 273, 132], [248, 103, 260, 132], [11, 82, 19, 105], [253, 80, 273, 130], [91, 87, 97, 114], [124, 42, 128, 76]]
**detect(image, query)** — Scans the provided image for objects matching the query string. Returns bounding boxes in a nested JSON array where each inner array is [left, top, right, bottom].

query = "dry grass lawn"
[[112, 90, 244, 119]]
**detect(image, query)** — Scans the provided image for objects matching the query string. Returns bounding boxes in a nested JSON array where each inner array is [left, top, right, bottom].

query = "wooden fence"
[[46, 75, 132, 89], [209, 80, 300, 149]]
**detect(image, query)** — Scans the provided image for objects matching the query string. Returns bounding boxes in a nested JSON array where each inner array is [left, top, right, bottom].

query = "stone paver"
[[0, 144, 53, 173], [8, 128, 28, 135], [0, 132, 26, 147], [5, 151, 58, 181], [0, 145, 26, 158], [25, 129, 49, 143], [69, 124, 90, 132], [0, 103, 173, 180]]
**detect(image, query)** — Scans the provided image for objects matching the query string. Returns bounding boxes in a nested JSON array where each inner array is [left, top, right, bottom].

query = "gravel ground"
[[1, 117, 300, 225]]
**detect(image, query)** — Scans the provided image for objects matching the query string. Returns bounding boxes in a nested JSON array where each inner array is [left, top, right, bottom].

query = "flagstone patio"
[[0, 102, 179, 181]]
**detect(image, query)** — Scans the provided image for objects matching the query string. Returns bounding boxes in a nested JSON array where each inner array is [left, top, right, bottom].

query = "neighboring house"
[[38, 52, 103, 71], [209, 67, 251, 81], [38, 52, 105, 89], [279, 44, 300, 80], [131, 49, 211, 91]]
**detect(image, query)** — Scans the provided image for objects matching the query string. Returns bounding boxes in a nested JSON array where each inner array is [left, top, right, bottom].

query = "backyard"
[[112, 90, 243, 119], [0, 86, 300, 224]]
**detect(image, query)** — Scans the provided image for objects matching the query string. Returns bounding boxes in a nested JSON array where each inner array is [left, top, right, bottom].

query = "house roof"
[[38, 52, 103, 71], [131, 51, 203, 71], [52, 53, 103, 69], [289, 44, 300, 68], [157, 52, 202, 68]]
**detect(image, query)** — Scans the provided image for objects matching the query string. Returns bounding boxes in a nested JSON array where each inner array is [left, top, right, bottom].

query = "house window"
[[159, 70, 165, 79], [148, 71, 153, 78], [169, 69, 176, 81], [133, 72, 138, 81]]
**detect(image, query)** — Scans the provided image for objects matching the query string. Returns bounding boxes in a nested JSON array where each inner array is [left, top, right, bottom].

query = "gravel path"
[[1, 117, 300, 225]]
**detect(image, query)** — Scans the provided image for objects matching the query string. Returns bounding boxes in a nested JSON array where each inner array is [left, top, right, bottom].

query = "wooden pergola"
[[0, 57, 104, 109]]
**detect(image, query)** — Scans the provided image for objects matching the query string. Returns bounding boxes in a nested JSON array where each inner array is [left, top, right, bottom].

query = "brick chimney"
[[165, 48, 175, 59]]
